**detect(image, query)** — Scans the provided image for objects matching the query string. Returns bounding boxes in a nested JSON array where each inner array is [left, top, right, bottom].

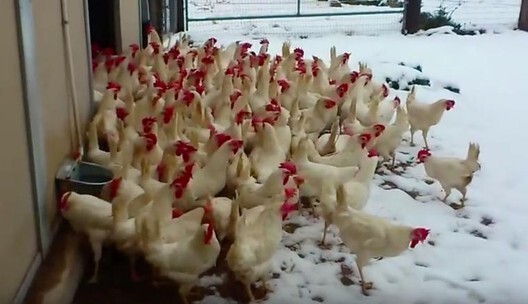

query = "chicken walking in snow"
[[417, 143, 481, 209], [332, 183, 430, 295], [406, 85, 455, 149]]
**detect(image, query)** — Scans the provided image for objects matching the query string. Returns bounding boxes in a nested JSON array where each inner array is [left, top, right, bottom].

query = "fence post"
[[402, 0, 422, 34], [520, 0, 528, 31]]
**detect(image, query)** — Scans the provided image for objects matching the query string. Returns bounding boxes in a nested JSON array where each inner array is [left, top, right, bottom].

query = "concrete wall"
[[0, 1, 39, 302]]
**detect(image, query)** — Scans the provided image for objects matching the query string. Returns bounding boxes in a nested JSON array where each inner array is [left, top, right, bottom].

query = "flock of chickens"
[[61, 27, 482, 303]]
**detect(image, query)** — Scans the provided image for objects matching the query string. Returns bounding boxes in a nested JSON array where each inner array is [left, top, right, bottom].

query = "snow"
[[192, 31, 528, 303], [184, 0, 522, 39]]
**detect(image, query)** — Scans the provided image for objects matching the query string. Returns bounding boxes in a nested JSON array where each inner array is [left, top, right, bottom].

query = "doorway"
[[87, 0, 117, 52]]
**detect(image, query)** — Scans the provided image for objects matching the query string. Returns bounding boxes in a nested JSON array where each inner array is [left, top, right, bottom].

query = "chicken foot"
[[88, 237, 102, 283], [355, 256, 373, 296], [244, 281, 256, 303], [450, 187, 467, 210], [179, 284, 193, 304], [129, 254, 146, 282], [390, 152, 396, 171]]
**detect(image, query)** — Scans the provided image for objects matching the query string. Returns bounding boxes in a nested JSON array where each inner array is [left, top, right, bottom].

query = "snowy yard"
[[185, 31, 528, 303], [184, 0, 522, 38]]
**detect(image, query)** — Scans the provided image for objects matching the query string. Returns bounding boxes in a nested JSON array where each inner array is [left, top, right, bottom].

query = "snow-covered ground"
[[184, 0, 522, 38], [192, 31, 528, 303]]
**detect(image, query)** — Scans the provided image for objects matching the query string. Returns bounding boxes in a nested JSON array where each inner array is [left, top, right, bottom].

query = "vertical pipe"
[[184, 0, 189, 31], [296, 0, 301, 16], [169, 0, 176, 32], [83, 0, 96, 117], [14, 0, 49, 255], [177, 0, 185, 32]]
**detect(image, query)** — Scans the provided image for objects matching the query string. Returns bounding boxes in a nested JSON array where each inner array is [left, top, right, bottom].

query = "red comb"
[[284, 188, 297, 200], [293, 48, 304, 56], [156, 163, 166, 181], [115, 107, 128, 121], [108, 177, 123, 199], [235, 110, 251, 125], [260, 38, 269, 44], [172, 208, 183, 218], [106, 82, 121, 91], [162, 106, 174, 124], [215, 133, 232, 147], [279, 161, 297, 174], [367, 149, 378, 157]]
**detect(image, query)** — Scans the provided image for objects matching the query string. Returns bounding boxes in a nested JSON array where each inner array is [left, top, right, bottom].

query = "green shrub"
[[418, 1, 485, 36]]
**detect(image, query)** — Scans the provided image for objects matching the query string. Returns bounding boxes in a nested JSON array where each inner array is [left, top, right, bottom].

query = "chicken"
[[226, 195, 297, 302], [374, 105, 410, 169], [302, 97, 338, 134], [86, 118, 122, 171], [308, 132, 371, 168], [291, 137, 360, 206], [249, 120, 287, 182], [417, 143, 481, 209], [328, 47, 351, 81], [59, 192, 113, 283], [187, 139, 244, 199], [406, 86, 455, 149], [138, 207, 220, 304], [319, 149, 379, 244], [332, 188, 430, 295], [237, 162, 303, 209], [111, 195, 151, 281]]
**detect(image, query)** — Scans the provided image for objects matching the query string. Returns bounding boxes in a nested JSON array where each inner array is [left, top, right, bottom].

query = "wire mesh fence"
[[183, 0, 406, 40], [176, 0, 523, 41], [421, 0, 522, 31]]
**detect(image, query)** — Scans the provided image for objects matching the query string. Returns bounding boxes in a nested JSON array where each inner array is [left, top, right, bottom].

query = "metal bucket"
[[55, 158, 114, 199]]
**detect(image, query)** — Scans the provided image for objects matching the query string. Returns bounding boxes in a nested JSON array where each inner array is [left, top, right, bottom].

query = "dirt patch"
[[480, 217, 494, 226], [284, 222, 301, 234], [339, 263, 355, 286], [73, 239, 267, 304], [469, 230, 487, 240]]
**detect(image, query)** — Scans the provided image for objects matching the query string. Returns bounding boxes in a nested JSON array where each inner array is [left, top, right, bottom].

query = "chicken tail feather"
[[465, 142, 481, 171]]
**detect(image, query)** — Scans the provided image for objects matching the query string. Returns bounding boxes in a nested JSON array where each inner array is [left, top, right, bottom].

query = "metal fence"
[[183, 0, 406, 39], [154, 0, 524, 41], [421, 0, 522, 31]]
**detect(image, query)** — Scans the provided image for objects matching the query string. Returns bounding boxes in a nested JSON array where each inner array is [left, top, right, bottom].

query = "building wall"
[[0, 0, 92, 302], [32, 0, 93, 235], [0, 1, 39, 302], [118, 0, 141, 52], [1, 0, 142, 301]]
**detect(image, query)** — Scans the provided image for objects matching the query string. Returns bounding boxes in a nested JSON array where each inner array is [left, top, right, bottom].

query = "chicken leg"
[[450, 186, 467, 210], [321, 220, 329, 245], [244, 281, 255, 303], [308, 197, 318, 217], [88, 237, 102, 283], [129, 254, 145, 282], [355, 255, 373, 296], [422, 128, 430, 149], [442, 187, 451, 203], [179, 284, 192, 304], [409, 126, 416, 147], [390, 152, 396, 171]]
